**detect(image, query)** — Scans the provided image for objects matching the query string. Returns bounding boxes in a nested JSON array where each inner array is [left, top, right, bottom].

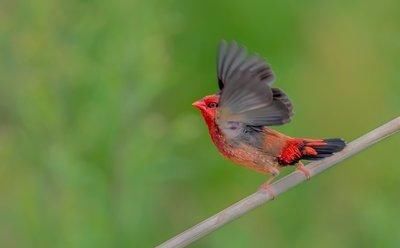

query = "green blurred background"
[[1, 0, 400, 247]]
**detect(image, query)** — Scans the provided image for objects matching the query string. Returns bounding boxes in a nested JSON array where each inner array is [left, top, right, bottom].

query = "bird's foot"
[[258, 182, 276, 199], [258, 176, 277, 200], [258, 167, 279, 199], [296, 162, 311, 180]]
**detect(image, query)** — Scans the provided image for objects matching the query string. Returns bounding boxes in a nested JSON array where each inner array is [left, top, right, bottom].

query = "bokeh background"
[[1, 0, 400, 247]]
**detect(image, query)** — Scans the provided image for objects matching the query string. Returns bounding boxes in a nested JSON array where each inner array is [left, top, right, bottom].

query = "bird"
[[192, 40, 346, 194]]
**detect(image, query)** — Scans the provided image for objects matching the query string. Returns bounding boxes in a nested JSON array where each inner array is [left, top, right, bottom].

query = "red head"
[[192, 94, 220, 126]]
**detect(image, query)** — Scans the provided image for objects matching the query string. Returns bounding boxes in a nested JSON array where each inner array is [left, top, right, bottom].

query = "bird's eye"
[[207, 102, 218, 108]]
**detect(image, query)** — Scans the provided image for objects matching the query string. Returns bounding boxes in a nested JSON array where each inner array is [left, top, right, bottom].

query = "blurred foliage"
[[0, 0, 400, 247]]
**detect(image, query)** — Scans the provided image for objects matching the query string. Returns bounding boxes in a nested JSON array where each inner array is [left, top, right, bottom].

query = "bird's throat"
[[200, 112, 229, 152]]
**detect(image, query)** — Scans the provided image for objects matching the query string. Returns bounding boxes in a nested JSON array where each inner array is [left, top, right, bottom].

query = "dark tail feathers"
[[302, 138, 346, 160]]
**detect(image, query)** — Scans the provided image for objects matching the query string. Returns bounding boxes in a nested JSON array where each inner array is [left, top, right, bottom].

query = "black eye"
[[207, 102, 218, 108]]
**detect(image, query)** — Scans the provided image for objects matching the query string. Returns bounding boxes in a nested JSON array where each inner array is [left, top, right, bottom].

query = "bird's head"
[[192, 94, 220, 123]]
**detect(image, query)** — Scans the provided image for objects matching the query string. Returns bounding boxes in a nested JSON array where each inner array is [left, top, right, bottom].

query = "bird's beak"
[[192, 100, 205, 110]]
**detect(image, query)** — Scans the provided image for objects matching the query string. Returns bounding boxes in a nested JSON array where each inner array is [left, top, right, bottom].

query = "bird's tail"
[[301, 138, 346, 160]]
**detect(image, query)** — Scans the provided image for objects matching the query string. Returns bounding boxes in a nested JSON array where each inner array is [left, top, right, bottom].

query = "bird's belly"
[[218, 144, 278, 175], [208, 128, 278, 174]]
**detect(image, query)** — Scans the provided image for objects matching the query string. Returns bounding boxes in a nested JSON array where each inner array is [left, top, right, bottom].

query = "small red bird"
[[193, 41, 345, 189]]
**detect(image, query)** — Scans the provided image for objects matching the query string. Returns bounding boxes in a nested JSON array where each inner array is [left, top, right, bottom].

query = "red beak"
[[192, 100, 205, 110]]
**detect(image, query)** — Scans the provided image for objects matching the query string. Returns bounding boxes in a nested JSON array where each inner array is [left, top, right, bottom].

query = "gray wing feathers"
[[218, 71, 291, 127], [217, 40, 275, 90], [216, 40, 293, 129], [272, 88, 294, 115], [219, 72, 272, 114], [217, 41, 248, 89]]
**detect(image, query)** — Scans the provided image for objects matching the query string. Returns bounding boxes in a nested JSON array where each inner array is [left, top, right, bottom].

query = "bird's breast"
[[208, 124, 277, 174]]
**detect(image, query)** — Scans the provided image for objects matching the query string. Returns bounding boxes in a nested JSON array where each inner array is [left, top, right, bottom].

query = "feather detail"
[[277, 139, 304, 165], [217, 40, 275, 90], [216, 41, 293, 129], [278, 138, 346, 165]]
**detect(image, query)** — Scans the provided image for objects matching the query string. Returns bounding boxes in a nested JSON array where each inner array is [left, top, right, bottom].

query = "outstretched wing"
[[217, 70, 291, 129], [216, 41, 293, 141]]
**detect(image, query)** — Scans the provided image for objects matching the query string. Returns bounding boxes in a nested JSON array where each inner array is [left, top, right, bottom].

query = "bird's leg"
[[295, 161, 311, 180], [259, 176, 277, 199], [258, 165, 280, 199]]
